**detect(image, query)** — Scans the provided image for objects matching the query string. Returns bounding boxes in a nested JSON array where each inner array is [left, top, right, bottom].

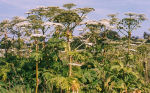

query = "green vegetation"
[[0, 3, 150, 93]]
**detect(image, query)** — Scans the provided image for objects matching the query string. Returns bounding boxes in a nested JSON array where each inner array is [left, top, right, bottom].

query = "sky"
[[0, 0, 150, 38]]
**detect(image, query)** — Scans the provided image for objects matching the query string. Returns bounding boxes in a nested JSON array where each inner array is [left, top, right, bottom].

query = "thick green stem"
[[144, 57, 148, 83], [18, 36, 21, 57], [66, 29, 72, 77], [4, 32, 7, 58], [128, 31, 131, 55], [68, 38, 72, 77], [35, 40, 39, 93], [35, 62, 39, 93]]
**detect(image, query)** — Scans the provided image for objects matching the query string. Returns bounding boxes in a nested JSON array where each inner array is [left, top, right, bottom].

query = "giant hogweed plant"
[[0, 3, 150, 93]]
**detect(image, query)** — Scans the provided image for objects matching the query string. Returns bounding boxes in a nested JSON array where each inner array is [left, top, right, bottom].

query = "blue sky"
[[0, 0, 150, 37]]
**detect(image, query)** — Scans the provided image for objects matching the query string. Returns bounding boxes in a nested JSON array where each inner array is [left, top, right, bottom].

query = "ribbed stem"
[[4, 32, 7, 58], [35, 62, 38, 93], [35, 40, 39, 93], [68, 39, 72, 77], [128, 31, 131, 55], [67, 29, 72, 77], [145, 57, 148, 83]]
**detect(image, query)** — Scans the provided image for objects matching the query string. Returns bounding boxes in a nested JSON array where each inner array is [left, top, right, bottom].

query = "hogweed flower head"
[[15, 21, 31, 27], [129, 49, 137, 52], [125, 12, 137, 17], [42, 22, 64, 28], [13, 16, 26, 21], [1, 19, 10, 27], [80, 20, 99, 25], [31, 34, 46, 38], [99, 19, 110, 26], [68, 63, 82, 66]]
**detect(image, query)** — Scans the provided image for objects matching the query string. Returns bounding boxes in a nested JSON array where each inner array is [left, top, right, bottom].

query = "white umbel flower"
[[85, 43, 93, 46], [107, 25, 116, 30], [31, 34, 46, 38], [15, 21, 31, 27], [0, 19, 10, 28], [53, 23, 64, 27], [80, 20, 99, 25], [7, 37, 13, 41], [129, 49, 137, 52], [87, 21, 99, 25], [125, 12, 137, 16], [1, 19, 10, 23], [14, 16, 26, 21], [138, 14, 147, 20], [18, 16, 26, 20], [78, 28, 84, 31], [42, 22, 64, 27], [99, 19, 110, 26], [82, 39, 88, 43], [25, 12, 32, 14], [68, 63, 82, 66], [24, 37, 31, 41], [135, 42, 141, 44], [36, 6, 46, 9], [81, 15, 88, 19], [42, 22, 54, 26], [130, 44, 137, 46], [79, 21, 86, 25]]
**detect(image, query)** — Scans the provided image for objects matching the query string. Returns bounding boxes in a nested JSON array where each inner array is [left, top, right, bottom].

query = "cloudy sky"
[[0, 0, 150, 37]]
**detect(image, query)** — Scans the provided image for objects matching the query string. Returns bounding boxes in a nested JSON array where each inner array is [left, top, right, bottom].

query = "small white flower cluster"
[[80, 19, 115, 30], [1, 19, 10, 27], [100, 19, 116, 30], [86, 43, 93, 46], [42, 22, 64, 28], [51, 23, 64, 27], [2, 19, 10, 23], [125, 12, 147, 20], [82, 39, 94, 46], [80, 20, 99, 25], [99, 19, 110, 26], [107, 26, 116, 30], [23, 38, 30, 42], [69, 39, 73, 42], [134, 42, 141, 44], [25, 12, 32, 14], [68, 63, 82, 66], [124, 48, 137, 52], [29, 6, 47, 12], [31, 34, 46, 38], [138, 14, 147, 20], [6, 37, 13, 41], [81, 15, 88, 19], [14, 16, 26, 21], [125, 12, 137, 16], [78, 28, 87, 31], [130, 44, 137, 46], [78, 28, 84, 31], [15, 21, 31, 27], [36, 6, 48, 11], [36, 6, 46, 9], [42, 22, 54, 26], [129, 49, 137, 52]]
